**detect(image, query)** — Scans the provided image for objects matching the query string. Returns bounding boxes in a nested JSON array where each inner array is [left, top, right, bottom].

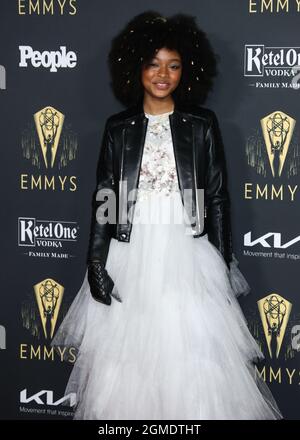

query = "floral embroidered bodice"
[[137, 110, 180, 201]]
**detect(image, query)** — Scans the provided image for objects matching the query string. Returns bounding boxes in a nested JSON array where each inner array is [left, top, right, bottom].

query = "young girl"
[[52, 11, 282, 420]]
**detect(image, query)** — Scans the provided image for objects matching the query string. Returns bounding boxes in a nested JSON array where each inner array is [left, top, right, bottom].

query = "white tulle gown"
[[52, 110, 282, 420]]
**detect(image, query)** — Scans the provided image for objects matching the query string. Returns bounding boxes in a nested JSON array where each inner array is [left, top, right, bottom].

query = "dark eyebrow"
[[152, 57, 181, 62]]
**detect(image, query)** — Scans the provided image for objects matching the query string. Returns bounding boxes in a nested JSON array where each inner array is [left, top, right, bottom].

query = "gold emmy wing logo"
[[21, 105, 77, 169], [260, 111, 295, 178], [34, 106, 65, 168], [33, 278, 64, 339], [246, 110, 299, 178], [257, 293, 292, 358]]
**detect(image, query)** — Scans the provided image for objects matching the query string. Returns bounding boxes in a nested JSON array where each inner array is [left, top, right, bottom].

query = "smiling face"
[[141, 47, 182, 103]]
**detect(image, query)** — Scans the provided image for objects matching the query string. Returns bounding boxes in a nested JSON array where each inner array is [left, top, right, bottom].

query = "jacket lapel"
[[120, 110, 148, 224], [169, 111, 195, 197]]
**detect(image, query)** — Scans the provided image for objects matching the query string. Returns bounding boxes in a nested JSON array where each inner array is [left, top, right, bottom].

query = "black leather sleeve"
[[204, 111, 233, 268], [86, 119, 116, 265]]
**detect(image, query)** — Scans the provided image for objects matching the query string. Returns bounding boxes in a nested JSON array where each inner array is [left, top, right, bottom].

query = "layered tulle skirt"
[[52, 191, 282, 420]]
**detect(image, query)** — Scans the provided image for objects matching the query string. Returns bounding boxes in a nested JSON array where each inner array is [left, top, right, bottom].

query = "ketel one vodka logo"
[[18, 217, 78, 247], [34, 278, 64, 339], [257, 293, 292, 358], [246, 110, 299, 178], [21, 105, 77, 170], [244, 45, 300, 82]]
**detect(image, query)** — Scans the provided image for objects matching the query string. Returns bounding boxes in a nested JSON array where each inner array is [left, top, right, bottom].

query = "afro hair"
[[108, 10, 219, 107]]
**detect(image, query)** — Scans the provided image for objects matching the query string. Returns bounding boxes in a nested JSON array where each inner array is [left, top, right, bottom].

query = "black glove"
[[87, 261, 114, 306]]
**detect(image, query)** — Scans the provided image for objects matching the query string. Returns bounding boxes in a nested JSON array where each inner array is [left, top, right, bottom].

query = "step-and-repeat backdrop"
[[1, 0, 299, 420]]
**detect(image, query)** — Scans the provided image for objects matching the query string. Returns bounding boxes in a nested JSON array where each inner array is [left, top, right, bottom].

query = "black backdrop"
[[1, 0, 300, 420]]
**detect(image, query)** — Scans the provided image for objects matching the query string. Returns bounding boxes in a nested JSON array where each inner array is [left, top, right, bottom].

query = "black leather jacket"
[[87, 100, 233, 268]]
